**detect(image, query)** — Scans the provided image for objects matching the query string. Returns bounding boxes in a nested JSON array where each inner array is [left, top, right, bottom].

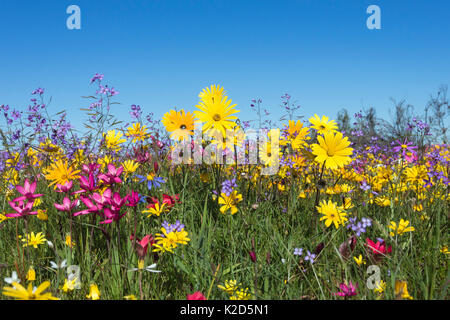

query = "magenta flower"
[[125, 191, 140, 207], [100, 207, 127, 224], [54, 197, 79, 212], [12, 179, 43, 202], [74, 196, 99, 216], [56, 181, 73, 193], [249, 251, 257, 263], [77, 172, 97, 193], [6, 200, 38, 218], [98, 164, 123, 185], [82, 163, 101, 174], [91, 188, 112, 207], [107, 192, 127, 211], [334, 281, 358, 297], [97, 192, 128, 224]]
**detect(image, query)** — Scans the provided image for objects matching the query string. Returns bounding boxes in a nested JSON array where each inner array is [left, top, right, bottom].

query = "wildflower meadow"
[[0, 75, 448, 301]]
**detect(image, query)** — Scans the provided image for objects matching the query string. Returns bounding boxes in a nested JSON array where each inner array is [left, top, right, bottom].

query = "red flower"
[[162, 194, 180, 209], [131, 234, 155, 258], [366, 238, 392, 260], [187, 291, 206, 300]]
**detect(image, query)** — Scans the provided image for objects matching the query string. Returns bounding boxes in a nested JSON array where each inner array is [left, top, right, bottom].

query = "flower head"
[[3, 281, 59, 300], [311, 131, 353, 170]]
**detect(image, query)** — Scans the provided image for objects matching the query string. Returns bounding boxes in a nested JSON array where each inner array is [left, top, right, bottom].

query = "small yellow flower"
[[374, 280, 386, 295], [230, 288, 252, 300], [33, 198, 42, 207], [317, 200, 348, 229], [0, 213, 11, 223], [22, 232, 47, 248], [389, 219, 415, 237], [440, 246, 449, 255], [37, 209, 48, 221], [62, 277, 78, 293], [142, 202, 168, 218], [86, 283, 101, 300], [121, 160, 140, 178], [218, 280, 240, 295], [65, 235, 76, 248], [124, 294, 137, 300], [26, 267, 36, 281], [353, 254, 366, 266], [218, 191, 243, 215], [395, 280, 413, 300], [103, 130, 126, 152]]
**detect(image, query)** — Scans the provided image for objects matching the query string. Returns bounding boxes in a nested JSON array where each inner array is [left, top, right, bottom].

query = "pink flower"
[[82, 163, 101, 174], [405, 151, 417, 163], [74, 196, 100, 216], [98, 164, 123, 185], [249, 251, 257, 263], [77, 172, 97, 193], [107, 192, 127, 211], [334, 281, 358, 297], [187, 291, 206, 300], [12, 179, 43, 202], [100, 207, 127, 224], [54, 197, 79, 212], [125, 191, 140, 207], [56, 181, 73, 193], [6, 199, 38, 218]]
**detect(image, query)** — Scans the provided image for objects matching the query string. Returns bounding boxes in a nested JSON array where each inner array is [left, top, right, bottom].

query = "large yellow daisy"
[[162, 109, 195, 141], [126, 123, 150, 143], [311, 131, 353, 169], [194, 85, 240, 136], [309, 114, 338, 134], [44, 159, 80, 188]]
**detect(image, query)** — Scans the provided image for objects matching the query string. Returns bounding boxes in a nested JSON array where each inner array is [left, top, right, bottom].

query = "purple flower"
[[90, 73, 104, 83], [360, 181, 371, 191], [304, 251, 316, 264], [361, 218, 372, 228], [293, 248, 303, 256], [31, 88, 44, 95], [221, 178, 237, 196], [392, 138, 417, 156]]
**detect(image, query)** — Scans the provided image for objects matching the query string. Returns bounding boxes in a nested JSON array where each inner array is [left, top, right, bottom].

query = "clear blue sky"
[[0, 0, 449, 132]]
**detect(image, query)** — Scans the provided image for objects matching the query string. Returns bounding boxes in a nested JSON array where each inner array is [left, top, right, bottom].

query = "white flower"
[[50, 259, 67, 269], [47, 240, 54, 249], [281, 258, 286, 264], [128, 263, 161, 273], [4, 271, 20, 284]]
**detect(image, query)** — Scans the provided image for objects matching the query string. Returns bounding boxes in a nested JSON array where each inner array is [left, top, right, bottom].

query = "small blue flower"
[[293, 248, 303, 256], [304, 251, 316, 264]]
